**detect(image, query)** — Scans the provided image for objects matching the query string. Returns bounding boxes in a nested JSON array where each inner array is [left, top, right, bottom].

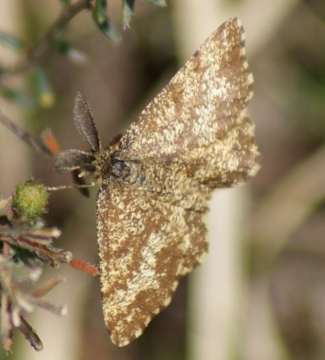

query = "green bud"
[[13, 181, 49, 223]]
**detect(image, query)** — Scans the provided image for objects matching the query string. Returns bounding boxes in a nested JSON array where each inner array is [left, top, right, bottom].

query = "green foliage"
[[0, 182, 70, 351], [31, 67, 55, 108], [52, 39, 88, 63], [145, 0, 166, 6], [0, 31, 25, 52], [0, 0, 165, 107], [122, 0, 135, 26], [0, 87, 34, 108], [93, 0, 120, 43]]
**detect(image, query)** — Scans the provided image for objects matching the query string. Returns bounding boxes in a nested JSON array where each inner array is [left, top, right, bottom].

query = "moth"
[[54, 18, 260, 346]]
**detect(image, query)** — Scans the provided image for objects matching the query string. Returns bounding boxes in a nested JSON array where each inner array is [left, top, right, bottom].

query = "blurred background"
[[0, 0, 325, 359]]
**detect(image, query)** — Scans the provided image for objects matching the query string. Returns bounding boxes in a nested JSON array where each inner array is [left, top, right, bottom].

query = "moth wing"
[[119, 18, 259, 187], [96, 181, 208, 346]]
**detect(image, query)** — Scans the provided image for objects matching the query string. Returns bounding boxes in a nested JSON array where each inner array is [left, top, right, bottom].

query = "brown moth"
[[54, 18, 260, 346]]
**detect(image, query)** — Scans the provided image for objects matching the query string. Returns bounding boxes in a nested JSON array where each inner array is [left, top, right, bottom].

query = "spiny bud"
[[12, 180, 49, 224]]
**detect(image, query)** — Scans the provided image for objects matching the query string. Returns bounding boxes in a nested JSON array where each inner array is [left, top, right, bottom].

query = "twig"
[[0, 110, 52, 156]]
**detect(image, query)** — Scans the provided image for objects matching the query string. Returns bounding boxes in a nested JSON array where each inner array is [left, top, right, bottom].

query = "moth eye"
[[101, 183, 108, 191]]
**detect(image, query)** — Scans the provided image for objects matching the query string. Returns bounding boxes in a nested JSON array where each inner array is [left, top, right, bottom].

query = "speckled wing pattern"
[[120, 18, 258, 187], [97, 18, 260, 346], [97, 181, 208, 346]]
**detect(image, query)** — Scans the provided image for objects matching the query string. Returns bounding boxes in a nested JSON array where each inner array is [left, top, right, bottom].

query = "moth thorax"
[[111, 159, 146, 185]]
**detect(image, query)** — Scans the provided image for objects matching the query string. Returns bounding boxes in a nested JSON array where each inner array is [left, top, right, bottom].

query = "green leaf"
[[31, 67, 55, 108], [144, 0, 166, 6], [53, 40, 88, 64], [0, 31, 24, 52], [93, 0, 107, 24], [93, 0, 120, 43], [0, 88, 34, 108], [93, 16, 120, 43], [122, 0, 135, 26]]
